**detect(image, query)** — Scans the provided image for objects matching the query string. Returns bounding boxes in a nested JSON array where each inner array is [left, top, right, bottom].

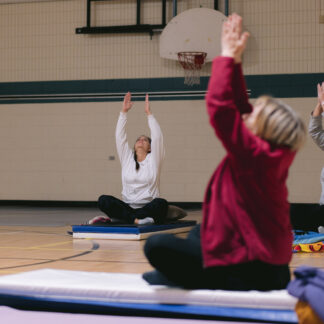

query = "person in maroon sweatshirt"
[[143, 14, 306, 290]]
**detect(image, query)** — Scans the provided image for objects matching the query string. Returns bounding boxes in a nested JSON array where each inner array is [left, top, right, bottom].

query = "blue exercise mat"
[[72, 220, 197, 234], [0, 293, 298, 323]]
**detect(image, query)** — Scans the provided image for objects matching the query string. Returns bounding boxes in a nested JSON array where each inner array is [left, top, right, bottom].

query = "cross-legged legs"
[[143, 225, 204, 288], [98, 195, 168, 224], [134, 198, 168, 224], [98, 195, 134, 223], [143, 225, 290, 290]]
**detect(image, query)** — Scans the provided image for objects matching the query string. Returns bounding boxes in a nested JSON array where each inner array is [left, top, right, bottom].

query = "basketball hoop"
[[177, 52, 207, 86]]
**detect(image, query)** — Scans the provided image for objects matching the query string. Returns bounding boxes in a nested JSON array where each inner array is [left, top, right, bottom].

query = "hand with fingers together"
[[312, 82, 324, 117], [122, 92, 133, 113], [145, 94, 152, 116], [318, 82, 324, 107], [221, 13, 250, 64]]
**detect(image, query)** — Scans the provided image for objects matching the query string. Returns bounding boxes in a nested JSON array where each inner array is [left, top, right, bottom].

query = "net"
[[177, 52, 207, 86]]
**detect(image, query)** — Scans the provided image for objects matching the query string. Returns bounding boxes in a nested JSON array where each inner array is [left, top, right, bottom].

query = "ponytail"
[[134, 152, 140, 171]]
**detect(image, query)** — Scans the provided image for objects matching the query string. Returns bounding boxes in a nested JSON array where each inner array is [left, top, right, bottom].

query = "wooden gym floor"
[[0, 206, 322, 277]]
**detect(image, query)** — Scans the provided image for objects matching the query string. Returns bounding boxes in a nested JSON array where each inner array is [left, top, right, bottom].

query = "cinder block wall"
[[0, 0, 323, 202]]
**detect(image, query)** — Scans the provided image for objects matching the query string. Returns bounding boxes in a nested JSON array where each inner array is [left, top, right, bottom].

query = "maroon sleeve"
[[205, 56, 264, 160], [233, 63, 253, 114]]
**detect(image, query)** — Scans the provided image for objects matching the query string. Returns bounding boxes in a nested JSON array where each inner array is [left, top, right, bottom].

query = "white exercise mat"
[[0, 269, 297, 310]]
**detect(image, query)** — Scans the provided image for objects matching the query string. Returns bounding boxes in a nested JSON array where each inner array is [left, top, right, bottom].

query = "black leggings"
[[98, 195, 168, 224], [144, 225, 290, 290], [290, 204, 324, 231]]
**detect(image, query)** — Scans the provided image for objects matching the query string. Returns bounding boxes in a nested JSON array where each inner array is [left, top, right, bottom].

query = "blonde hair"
[[252, 96, 306, 151]]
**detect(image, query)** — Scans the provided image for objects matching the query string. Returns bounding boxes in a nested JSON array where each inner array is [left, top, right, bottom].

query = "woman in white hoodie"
[[92, 92, 168, 225]]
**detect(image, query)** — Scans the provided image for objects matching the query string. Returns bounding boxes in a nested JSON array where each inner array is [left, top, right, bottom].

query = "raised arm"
[[115, 92, 133, 164], [230, 15, 253, 115], [233, 63, 253, 114], [206, 14, 261, 158], [309, 83, 324, 150], [145, 94, 165, 166]]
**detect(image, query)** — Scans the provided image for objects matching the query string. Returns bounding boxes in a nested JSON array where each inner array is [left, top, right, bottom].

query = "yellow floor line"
[[0, 247, 88, 251], [0, 240, 77, 251], [0, 239, 95, 251], [28, 240, 72, 249]]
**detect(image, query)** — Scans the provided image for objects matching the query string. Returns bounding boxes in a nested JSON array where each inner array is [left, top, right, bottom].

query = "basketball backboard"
[[160, 8, 227, 63]]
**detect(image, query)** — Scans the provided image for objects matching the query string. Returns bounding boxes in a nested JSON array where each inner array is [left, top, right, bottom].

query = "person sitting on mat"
[[88, 92, 168, 225], [143, 13, 306, 290], [291, 83, 324, 232]]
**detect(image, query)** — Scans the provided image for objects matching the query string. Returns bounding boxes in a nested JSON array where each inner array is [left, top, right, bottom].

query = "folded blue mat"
[[72, 220, 197, 234], [293, 230, 324, 244]]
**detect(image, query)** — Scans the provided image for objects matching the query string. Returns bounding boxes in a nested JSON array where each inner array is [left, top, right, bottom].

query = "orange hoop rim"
[[177, 52, 207, 70]]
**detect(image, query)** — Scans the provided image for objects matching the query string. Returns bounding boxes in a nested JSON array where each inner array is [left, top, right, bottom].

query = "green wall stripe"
[[0, 73, 324, 104], [245, 73, 324, 98]]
